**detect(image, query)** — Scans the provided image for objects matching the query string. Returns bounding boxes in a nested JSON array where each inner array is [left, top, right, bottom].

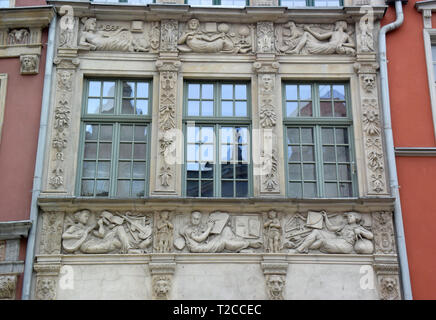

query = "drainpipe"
[[379, 0, 413, 300], [21, 13, 57, 300]]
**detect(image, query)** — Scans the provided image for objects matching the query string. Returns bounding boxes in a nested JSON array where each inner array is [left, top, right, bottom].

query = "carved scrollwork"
[[0, 275, 16, 300]]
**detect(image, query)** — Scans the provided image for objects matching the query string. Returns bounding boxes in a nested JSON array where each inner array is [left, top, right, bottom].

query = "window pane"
[[84, 143, 97, 159], [221, 181, 234, 197], [287, 128, 300, 144], [323, 146, 336, 162], [221, 145, 233, 162], [301, 128, 313, 143], [288, 164, 302, 180], [97, 162, 110, 178], [87, 98, 100, 114], [122, 99, 135, 114], [201, 180, 214, 197], [136, 82, 149, 98], [123, 82, 135, 98], [235, 85, 247, 99], [102, 82, 115, 97], [133, 162, 145, 180], [117, 180, 130, 197], [101, 99, 114, 114], [201, 101, 213, 116], [332, 85, 345, 100], [134, 126, 147, 142], [99, 143, 112, 159], [221, 127, 234, 144], [201, 127, 214, 143], [338, 164, 351, 180], [118, 162, 131, 178], [304, 183, 317, 197], [303, 164, 316, 180], [200, 144, 213, 162], [302, 146, 314, 161], [81, 180, 94, 196], [319, 85, 331, 99], [235, 101, 247, 117], [221, 164, 233, 179], [236, 164, 248, 179], [85, 125, 99, 140], [100, 125, 113, 140], [187, 163, 200, 178], [322, 128, 334, 144], [95, 180, 109, 197], [202, 84, 214, 99], [121, 125, 133, 141], [221, 101, 233, 116], [188, 100, 200, 116], [287, 102, 298, 117], [187, 180, 199, 197], [289, 182, 302, 198], [136, 100, 148, 115], [188, 84, 200, 99], [236, 181, 248, 197], [288, 146, 301, 161], [325, 183, 338, 197], [187, 126, 199, 143], [133, 144, 146, 160], [202, 164, 214, 178], [299, 101, 312, 116], [88, 81, 101, 96], [286, 85, 298, 100], [82, 161, 96, 178], [221, 84, 233, 99], [132, 181, 145, 197], [320, 101, 333, 117], [324, 164, 337, 180], [334, 102, 347, 117], [187, 144, 199, 162], [119, 143, 132, 159], [300, 85, 311, 100], [339, 183, 352, 197], [337, 146, 350, 162], [335, 128, 348, 144]]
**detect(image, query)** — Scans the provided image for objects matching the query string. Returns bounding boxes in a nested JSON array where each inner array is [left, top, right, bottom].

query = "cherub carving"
[[263, 210, 283, 253]]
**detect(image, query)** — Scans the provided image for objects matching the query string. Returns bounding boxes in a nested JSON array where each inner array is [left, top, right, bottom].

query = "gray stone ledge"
[[0, 261, 24, 274], [395, 147, 436, 156], [0, 220, 32, 240]]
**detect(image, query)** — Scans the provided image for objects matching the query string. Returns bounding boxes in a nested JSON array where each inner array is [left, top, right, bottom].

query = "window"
[[184, 81, 251, 197], [0, 0, 14, 8], [280, 0, 342, 7], [78, 79, 152, 198], [185, 0, 248, 6], [92, 0, 154, 4], [283, 82, 356, 198]]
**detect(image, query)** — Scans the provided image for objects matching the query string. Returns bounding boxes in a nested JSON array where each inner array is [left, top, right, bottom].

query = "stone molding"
[[0, 220, 32, 240]]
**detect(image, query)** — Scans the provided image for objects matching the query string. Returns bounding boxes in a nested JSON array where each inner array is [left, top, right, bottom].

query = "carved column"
[[34, 262, 61, 300], [261, 255, 288, 300], [253, 61, 284, 196], [354, 61, 388, 195], [149, 256, 176, 300]]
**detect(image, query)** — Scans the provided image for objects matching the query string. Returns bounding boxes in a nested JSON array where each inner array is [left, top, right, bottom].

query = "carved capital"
[[54, 56, 80, 70], [253, 61, 279, 74], [354, 62, 379, 75], [156, 59, 181, 72]]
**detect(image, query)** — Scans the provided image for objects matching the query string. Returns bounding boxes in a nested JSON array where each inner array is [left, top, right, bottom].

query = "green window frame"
[[183, 81, 252, 198], [185, 0, 249, 6], [91, 0, 155, 4], [283, 82, 357, 198], [77, 79, 152, 198], [279, 0, 343, 7]]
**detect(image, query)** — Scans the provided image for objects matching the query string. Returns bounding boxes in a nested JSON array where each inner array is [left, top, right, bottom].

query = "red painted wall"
[[0, 31, 47, 222], [384, 1, 436, 299]]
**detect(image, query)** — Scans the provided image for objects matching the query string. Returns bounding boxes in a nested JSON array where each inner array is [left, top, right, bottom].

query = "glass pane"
[[121, 125, 133, 141], [302, 146, 314, 161], [432, 46, 436, 60], [97, 162, 110, 178], [299, 85, 311, 100], [132, 162, 146, 179], [338, 164, 351, 180], [235, 85, 247, 99], [221, 101, 233, 116], [236, 181, 248, 197], [95, 180, 109, 197], [200, 144, 213, 162], [289, 182, 302, 198], [221, 181, 234, 197], [286, 85, 298, 100], [288, 164, 302, 180], [136, 82, 149, 98], [323, 146, 336, 162], [235, 101, 247, 117], [337, 146, 350, 162], [201, 180, 213, 197], [132, 180, 145, 197], [118, 162, 131, 178], [187, 180, 199, 197], [304, 183, 317, 197], [102, 81, 115, 97], [136, 99, 148, 115], [99, 143, 112, 159], [85, 125, 98, 140], [303, 164, 316, 180], [324, 164, 337, 180], [236, 127, 248, 144], [299, 101, 312, 116], [133, 144, 146, 160], [202, 84, 213, 99], [333, 85, 345, 100], [287, 128, 300, 144], [201, 127, 214, 143], [288, 146, 301, 161], [319, 85, 331, 99], [187, 163, 199, 178], [101, 99, 114, 114], [322, 128, 334, 144], [82, 161, 96, 178], [134, 126, 147, 142], [121, 99, 135, 114], [188, 100, 200, 116], [87, 98, 100, 114], [123, 82, 134, 98], [236, 164, 248, 179], [320, 101, 333, 117], [100, 125, 112, 140], [339, 183, 352, 197], [117, 180, 130, 197], [81, 180, 94, 196], [221, 127, 234, 144], [221, 84, 233, 99], [201, 101, 213, 116], [221, 145, 233, 162], [221, 164, 234, 179], [325, 183, 338, 197], [187, 126, 199, 143], [187, 144, 199, 162], [201, 164, 213, 178], [188, 84, 200, 99], [334, 102, 347, 117], [88, 81, 101, 96], [287, 102, 298, 117], [119, 143, 132, 159], [301, 128, 313, 143], [335, 128, 348, 144], [238, 145, 248, 162], [84, 143, 97, 159]]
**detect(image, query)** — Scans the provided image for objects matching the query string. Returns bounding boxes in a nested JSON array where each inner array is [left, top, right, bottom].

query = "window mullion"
[[216, 123, 221, 197]]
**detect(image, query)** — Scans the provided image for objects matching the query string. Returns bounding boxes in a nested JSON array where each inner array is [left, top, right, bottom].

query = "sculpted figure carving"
[[154, 211, 174, 253], [20, 55, 38, 74], [288, 21, 355, 56], [379, 276, 400, 300], [264, 210, 282, 253], [266, 275, 285, 300], [79, 17, 149, 52], [275, 21, 304, 53], [288, 211, 374, 254], [36, 278, 56, 300], [177, 19, 234, 53], [152, 276, 171, 300], [8, 29, 29, 45], [181, 211, 262, 253], [59, 5, 75, 48]]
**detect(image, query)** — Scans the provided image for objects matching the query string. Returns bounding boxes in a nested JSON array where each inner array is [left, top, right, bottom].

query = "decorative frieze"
[[161, 20, 178, 52], [372, 211, 396, 254], [257, 22, 274, 54], [39, 212, 65, 255]]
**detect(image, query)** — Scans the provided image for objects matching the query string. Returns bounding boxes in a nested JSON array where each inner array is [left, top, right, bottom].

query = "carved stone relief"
[[257, 22, 274, 54], [59, 5, 76, 49], [20, 54, 39, 74], [275, 21, 355, 56], [173, 211, 263, 253], [265, 274, 285, 300], [357, 6, 375, 53], [284, 210, 374, 254], [0, 275, 16, 300], [152, 275, 172, 300], [153, 211, 174, 253], [372, 211, 396, 254], [178, 19, 253, 54], [35, 277, 56, 300], [161, 20, 178, 52], [39, 212, 65, 255], [78, 18, 149, 52], [61, 209, 153, 254], [0, 241, 5, 262], [263, 210, 283, 253], [7, 29, 30, 45], [374, 264, 401, 300]]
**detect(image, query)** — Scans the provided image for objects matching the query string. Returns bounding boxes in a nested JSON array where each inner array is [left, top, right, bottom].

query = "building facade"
[[0, 0, 54, 300], [27, 0, 405, 300]]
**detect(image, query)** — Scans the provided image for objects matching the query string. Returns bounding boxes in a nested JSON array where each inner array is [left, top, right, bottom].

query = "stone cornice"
[[416, 0, 436, 11], [0, 6, 55, 28], [0, 220, 32, 240], [47, 1, 387, 23]]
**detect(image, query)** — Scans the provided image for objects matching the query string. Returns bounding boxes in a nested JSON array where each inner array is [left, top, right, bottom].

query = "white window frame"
[[0, 74, 7, 144], [422, 28, 436, 140]]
